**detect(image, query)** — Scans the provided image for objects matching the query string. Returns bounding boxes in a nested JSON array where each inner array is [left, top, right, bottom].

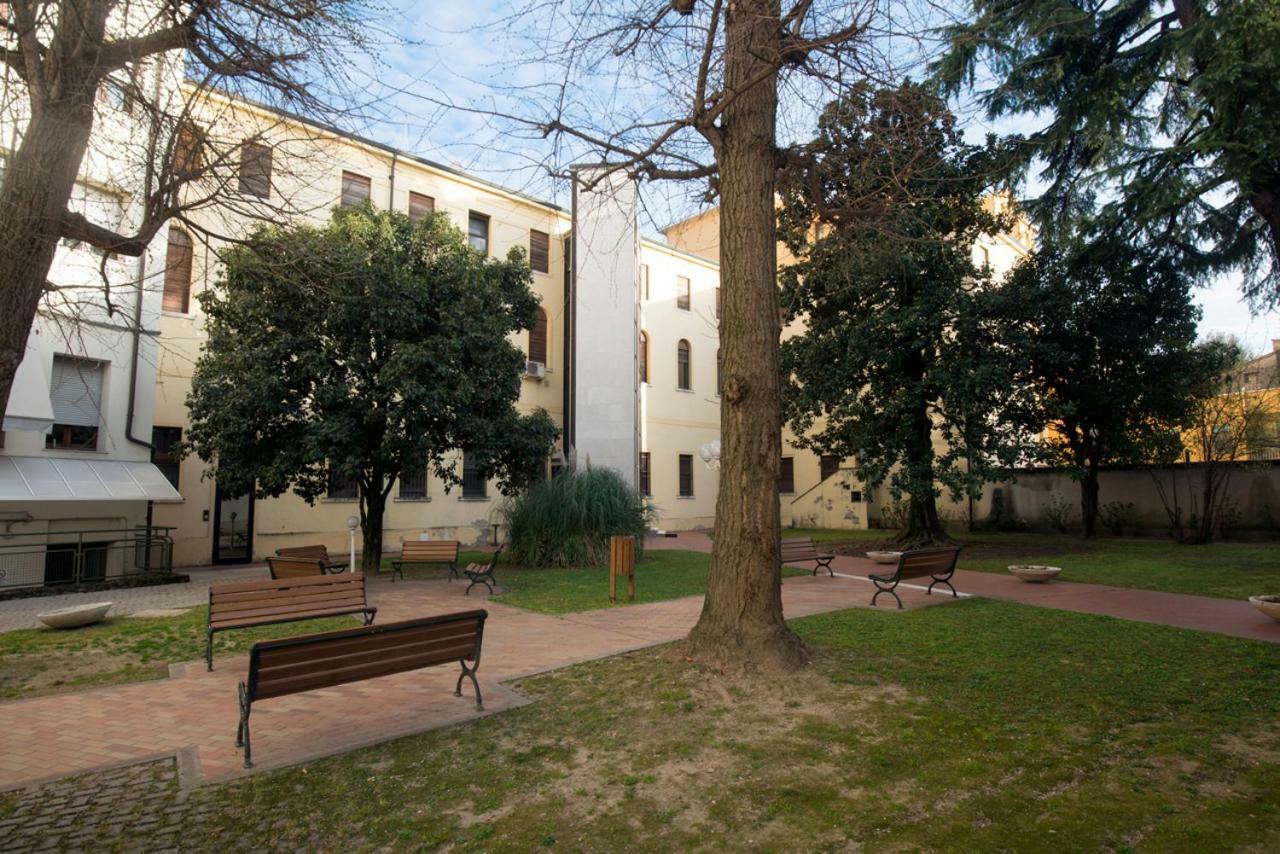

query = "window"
[[340, 170, 371, 207], [162, 228, 193, 313], [47, 356, 103, 450], [638, 331, 649, 383], [238, 141, 272, 198], [399, 465, 427, 500], [778, 457, 795, 493], [678, 454, 694, 497], [640, 263, 650, 300], [468, 211, 489, 254], [408, 191, 434, 222], [327, 463, 358, 499], [677, 339, 691, 390], [529, 308, 548, 365], [677, 275, 691, 310], [461, 453, 487, 499], [715, 287, 721, 319], [151, 426, 182, 489], [173, 122, 204, 180], [530, 229, 550, 274], [820, 455, 840, 482], [639, 451, 651, 496]]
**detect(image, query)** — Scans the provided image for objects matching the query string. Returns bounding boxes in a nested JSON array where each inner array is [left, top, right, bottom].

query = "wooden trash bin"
[[609, 535, 636, 603]]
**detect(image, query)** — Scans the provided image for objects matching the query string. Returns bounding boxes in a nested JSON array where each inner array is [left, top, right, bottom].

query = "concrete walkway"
[[0, 566, 947, 792], [656, 531, 1280, 644]]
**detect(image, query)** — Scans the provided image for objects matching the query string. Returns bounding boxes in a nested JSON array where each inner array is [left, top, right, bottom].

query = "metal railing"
[[0, 526, 175, 592]]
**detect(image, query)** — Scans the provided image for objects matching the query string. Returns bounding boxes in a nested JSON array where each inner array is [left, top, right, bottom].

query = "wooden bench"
[[462, 544, 505, 595], [780, 537, 835, 577], [206, 573, 376, 671], [869, 547, 962, 609], [389, 540, 460, 582], [274, 544, 348, 574], [235, 610, 487, 767]]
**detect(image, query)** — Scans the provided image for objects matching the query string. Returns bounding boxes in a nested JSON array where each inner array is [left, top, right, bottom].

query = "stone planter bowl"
[[38, 601, 112, 629], [1008, 565, 1063, 583], [1249, 595, 1280, 621], [866, 550, 903, 565]]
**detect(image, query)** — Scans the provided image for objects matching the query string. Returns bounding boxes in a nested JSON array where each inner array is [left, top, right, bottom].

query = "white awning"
[[0, 456, 183, 503], [2, 349, 54, 433]]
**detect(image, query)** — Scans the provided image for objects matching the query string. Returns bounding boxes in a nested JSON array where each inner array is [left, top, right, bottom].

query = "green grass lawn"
[[493, 549, 805, 614], [0, 607, 361, 700], [90, 599, 1280, 850]]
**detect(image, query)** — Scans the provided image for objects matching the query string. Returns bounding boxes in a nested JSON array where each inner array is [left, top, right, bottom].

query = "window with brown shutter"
[[778, 457, 795, 493], [820, 455, 840, 481], [639, 451, 651, 496], [638, 331, 649, 383], [678, 454, 694, 497], [529, 308, 548, 364], [238, 141, 271, 198], [409, 191, 434, 222], [163, 228, 193, 313], [340, 170, 371, 207], [677, 275, 691, 310], [530, 229, 550, 274], [677, 339, 691, 390]]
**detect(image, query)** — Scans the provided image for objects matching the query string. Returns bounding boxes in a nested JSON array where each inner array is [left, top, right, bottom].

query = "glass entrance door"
[[212, 487, 254, 565]]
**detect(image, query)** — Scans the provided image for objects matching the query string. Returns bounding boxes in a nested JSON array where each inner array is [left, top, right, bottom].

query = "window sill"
[[459, 496, 490, 502], [321, 497, 358, 503], [674, 387, 694, 394], [677, 495, 696, 500], [394, 496, 430, 503], [160, 310, 193, 319]]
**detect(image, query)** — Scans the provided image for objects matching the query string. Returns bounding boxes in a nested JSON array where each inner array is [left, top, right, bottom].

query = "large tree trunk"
[[1080, 463, 1100, 539], [359, 486, 387, 573], [0, 4, 108, 418], [892, 397, 951, 547], [687, 0, 807, 672]]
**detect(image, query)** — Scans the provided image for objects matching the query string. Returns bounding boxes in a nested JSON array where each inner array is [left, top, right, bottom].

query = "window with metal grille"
[[151, 426, 182, 489], [678, 454, 694, 497], [462, 453, 487, 498], [529, 308, 548, 364], [638, 331, 649, 383], [47, 356, 103, 450], [677, 275, 691, 310], [340, 170, 371, 207], [530, 229, 550, 273], [820, 455, 840, 482], [639, 452, 651, 496], [468, 211, 489, 254], [778, 457, 795, 493], [327, 463, 358, 499], [238, 141, 272, 198], [677, 339, 691, 390], [163, 228, 193, 313], [399, 465, 427, 499], [408, 191, 434, 222]]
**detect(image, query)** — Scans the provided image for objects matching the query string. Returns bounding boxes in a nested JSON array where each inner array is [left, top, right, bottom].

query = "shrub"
[[878, 498, 909, 530], [499, 467, 652, 567], [1040, 493, 1076, 534], [1099, 501, 1139, 536]]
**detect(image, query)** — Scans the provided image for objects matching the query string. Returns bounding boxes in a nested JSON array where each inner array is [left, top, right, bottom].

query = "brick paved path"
[[0, 567, 945, 792]]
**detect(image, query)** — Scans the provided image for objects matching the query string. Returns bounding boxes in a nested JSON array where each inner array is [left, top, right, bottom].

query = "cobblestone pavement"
[[0, 566, 262, 632]]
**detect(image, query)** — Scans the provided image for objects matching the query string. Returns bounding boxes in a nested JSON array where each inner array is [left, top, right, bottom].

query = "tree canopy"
[[184, 205, 558, 569], [936, 0, 1280, 306], [779, 82, 1037, 546]]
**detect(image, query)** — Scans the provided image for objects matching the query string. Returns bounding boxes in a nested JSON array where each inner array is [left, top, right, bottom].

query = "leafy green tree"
[[184, 205, 558, 570], [779, 83, 1037, 546], [936, 0, 1280, 304], [1001, 232, 1221, 537]]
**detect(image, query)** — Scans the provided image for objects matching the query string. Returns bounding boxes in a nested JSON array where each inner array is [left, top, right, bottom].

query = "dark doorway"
[[212, 486, 255, 565]]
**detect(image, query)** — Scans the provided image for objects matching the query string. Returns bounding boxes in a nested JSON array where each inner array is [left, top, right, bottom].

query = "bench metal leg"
[[927, 576, 958, 598], [870, 581, 903, 609], [390, 562, 402, 582], [814, 558, 834, 578], [237, 682, 253, 768], [464, 574, 494, 596], [363, 609, 376, 626], [456, 660, 483, 710]]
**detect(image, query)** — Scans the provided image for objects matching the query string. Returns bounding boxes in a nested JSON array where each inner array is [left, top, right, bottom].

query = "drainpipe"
[[387, 151, 397, 210]]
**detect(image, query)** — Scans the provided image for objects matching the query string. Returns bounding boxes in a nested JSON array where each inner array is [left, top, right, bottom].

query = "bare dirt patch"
[[1, 650, 166, 699]]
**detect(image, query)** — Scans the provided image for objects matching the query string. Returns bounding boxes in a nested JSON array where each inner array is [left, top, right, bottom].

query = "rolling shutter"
[[49, 357, 103, 428]]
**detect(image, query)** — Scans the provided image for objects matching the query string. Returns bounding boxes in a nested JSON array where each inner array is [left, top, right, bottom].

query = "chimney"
[[1272, 338, 1280, 352]]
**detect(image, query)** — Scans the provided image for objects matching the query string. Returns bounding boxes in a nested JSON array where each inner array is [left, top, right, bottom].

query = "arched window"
[[163, 228, 193, 313], [677, 339, 691, 390], [529, 307, 548, 364], [638, 331, 649, 383]]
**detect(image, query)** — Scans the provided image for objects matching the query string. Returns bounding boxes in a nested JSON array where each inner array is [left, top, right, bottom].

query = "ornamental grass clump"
[[500, 468, 651, 568]]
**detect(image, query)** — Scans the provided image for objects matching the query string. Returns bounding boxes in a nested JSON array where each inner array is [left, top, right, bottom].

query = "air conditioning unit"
[[524, 360, 547, 379]]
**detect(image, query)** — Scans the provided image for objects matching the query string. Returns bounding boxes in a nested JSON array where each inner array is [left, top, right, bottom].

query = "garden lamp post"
[[346, 516, 358, 572]]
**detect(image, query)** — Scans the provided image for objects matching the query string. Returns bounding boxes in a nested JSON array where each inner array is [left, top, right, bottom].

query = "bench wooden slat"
[[277, 545, 331, 560], [249, 622, 482, 669], [213, 573, 362, 595], [253, 645, 478, 700], [397, 542, 459, 559], [211, 606, 367, 631], [212, 596, 370, 625], [211, 589, 366, 613], [868, 547, 961, 608]]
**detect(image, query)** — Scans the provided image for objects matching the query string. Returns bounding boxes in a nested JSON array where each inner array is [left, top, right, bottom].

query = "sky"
[[340, 0, 1280, 357]]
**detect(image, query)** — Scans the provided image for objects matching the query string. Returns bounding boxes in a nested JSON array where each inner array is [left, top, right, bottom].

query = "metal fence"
[[0, 526, 175, 591]]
